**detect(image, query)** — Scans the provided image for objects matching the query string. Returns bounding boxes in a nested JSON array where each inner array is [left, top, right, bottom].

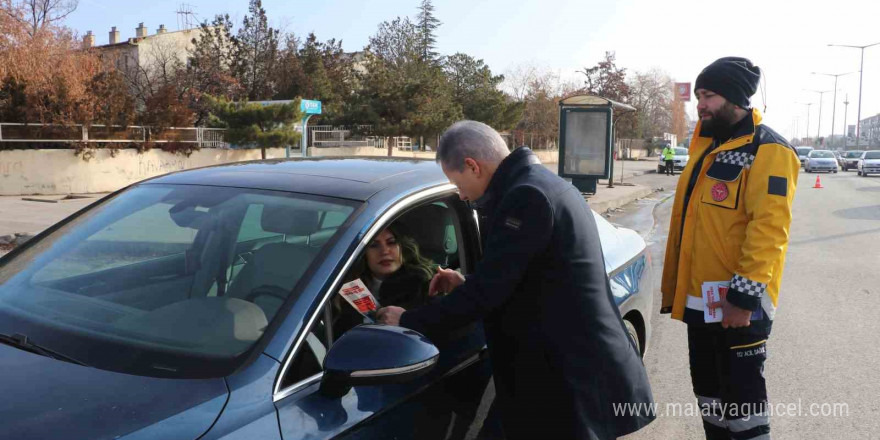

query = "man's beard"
[[700, 102, 739, 138]]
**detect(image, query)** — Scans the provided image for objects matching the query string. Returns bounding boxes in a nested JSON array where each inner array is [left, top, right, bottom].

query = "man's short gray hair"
[[436, 120, 510, 172]]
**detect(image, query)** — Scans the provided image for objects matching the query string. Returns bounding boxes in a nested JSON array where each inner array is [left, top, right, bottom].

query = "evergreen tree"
[[445, 53, 522, 130], [206, 95, 301, 159], [187, 14, 243, 125], [235, 0, 280, 100], [415, 0, 441, 63]]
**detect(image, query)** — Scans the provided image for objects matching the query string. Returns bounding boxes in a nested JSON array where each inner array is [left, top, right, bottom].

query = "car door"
[[273, 190, 492, 440]]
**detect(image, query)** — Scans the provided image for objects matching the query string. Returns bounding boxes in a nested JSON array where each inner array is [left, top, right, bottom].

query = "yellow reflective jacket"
[[661, 109, 799, 322]]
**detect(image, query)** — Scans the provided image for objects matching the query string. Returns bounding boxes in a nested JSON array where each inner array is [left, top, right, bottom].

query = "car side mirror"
[[319, 325, 439, 398]]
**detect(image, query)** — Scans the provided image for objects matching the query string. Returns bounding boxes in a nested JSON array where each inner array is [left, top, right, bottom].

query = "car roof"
[[143, 157, 449, 201]]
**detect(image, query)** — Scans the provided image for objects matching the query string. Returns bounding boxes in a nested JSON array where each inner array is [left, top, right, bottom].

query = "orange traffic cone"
[[813, 175, 823, 189]]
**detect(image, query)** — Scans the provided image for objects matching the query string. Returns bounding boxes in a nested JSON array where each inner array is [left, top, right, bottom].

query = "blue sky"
[[66, 0, 880, 141]]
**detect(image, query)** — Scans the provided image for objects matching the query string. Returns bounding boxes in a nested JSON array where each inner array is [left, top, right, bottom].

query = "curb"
[[589, 186, 656, 214]]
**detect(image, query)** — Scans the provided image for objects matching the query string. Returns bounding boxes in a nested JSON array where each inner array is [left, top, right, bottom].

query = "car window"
[[865, 152, 880, 160], [30, 201, 198, 283], [278, 196, 468, 389], [675, 148, 688, 155], [845, 151, 863, 158], [0, 184, 357, 379], [809, 151, 834, 158], [236, 204, 284, 243]]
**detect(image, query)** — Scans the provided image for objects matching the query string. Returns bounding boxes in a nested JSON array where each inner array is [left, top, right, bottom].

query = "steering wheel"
[[245, 285, 290, 303]]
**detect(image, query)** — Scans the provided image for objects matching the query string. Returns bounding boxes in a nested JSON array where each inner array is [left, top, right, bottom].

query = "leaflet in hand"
[[701, 281, 729, 323], [702, 280, 764, 323], [339, 279, 380, 319]]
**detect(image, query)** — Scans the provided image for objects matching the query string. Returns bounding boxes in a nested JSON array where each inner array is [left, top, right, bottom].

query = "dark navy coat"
[[401, 147, 655, 439]]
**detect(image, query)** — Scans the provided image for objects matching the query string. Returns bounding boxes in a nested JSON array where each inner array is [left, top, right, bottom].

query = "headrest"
[[261, 205, 321, 236], [396, 204, 457, 254]]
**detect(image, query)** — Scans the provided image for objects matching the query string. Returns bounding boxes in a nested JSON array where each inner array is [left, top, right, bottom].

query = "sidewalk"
[[544, 159, 659, 213], [0, 194, 106, 238]]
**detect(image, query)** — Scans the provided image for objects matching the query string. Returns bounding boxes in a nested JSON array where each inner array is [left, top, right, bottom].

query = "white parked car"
[[857, 150, 880, 177], [657, 147, 690, 174], [805, 150, 838, 173]]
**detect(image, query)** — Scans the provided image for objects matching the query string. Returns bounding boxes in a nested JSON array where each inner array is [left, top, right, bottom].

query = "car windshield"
[[865, 152, 880, 160], [675, 148, 688, 155], [0, 184, 357, 378], [809, 151, 834, 158], [796, 147, 813, 156], [845, 151, 864, 158]]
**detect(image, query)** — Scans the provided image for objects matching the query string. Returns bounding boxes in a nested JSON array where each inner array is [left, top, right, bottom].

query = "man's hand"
[[708, 299, 752, 329], [428, 267, 465, 297], [376, 306, 406, 326]]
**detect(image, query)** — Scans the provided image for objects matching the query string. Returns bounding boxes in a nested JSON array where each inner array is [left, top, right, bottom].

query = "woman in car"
[[334, 225, 439, 332]]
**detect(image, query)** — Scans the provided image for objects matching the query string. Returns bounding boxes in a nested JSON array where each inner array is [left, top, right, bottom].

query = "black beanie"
[[694, 57, 761, 109]]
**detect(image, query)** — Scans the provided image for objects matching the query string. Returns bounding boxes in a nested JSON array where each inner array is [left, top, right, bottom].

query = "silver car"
[[796, 146, 814, 168], [805, 150, 838, 173], [857, 151, 880, 176]]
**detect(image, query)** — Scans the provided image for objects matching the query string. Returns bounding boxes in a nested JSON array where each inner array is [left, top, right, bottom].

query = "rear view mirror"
[[319, 325, 439, 398]]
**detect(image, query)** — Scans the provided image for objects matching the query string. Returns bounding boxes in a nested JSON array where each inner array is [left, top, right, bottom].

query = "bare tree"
[[626, 68, 674, 139], [2, 0, 78, 36], [502, 62, 539, 101]]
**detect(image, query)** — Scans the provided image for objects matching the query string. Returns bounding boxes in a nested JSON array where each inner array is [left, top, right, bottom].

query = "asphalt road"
[[616, 169, 880, 439]]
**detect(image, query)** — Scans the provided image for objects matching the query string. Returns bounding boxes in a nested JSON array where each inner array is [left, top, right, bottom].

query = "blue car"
[[0, 157, 652, 439]]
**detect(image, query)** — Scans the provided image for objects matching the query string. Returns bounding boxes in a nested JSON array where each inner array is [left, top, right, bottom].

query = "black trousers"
[[665, 160, 675, 175], [688, 324, 771, 440]]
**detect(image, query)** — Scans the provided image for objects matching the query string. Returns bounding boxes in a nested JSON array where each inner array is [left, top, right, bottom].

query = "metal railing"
[[0, 123, 228, 148], [311, 127, 383, 148]]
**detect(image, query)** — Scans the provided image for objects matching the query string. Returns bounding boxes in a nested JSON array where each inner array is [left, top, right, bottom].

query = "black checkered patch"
[[731, 274, 767, 297], [716, 151, 756, 169]]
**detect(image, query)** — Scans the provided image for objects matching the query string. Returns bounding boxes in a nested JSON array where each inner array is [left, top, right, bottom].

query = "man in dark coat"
[[377, 120, 655, 439]]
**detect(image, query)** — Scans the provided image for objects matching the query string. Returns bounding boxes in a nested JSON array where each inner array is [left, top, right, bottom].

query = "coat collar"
[[691, 108, 763, 154], [473, 147, 539, 211]]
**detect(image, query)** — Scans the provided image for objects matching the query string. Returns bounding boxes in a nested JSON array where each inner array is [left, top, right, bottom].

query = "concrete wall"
[[0, 146, 560, 196]]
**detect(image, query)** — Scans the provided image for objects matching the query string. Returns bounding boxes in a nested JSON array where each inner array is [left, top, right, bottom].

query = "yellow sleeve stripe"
[[730, 339, 767, 350]]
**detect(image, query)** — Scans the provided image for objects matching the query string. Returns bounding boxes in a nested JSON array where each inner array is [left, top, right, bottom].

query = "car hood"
[[863, 159, 880, 165], [0, 344, 228, 440]]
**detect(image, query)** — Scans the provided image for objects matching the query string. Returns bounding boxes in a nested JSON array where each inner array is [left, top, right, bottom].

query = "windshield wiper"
[[0, 333, 88, 366]]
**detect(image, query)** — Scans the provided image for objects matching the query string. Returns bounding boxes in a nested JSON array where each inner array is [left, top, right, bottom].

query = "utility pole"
[[829, 42, 880, 149]]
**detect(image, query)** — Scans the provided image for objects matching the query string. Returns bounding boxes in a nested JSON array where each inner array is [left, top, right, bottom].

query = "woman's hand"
[[428, 268, 465, 296]]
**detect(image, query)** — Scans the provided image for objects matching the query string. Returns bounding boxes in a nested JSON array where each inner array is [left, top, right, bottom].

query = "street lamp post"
[[829, 42, 880, 149], [804, 90, 830, 142], [843, 95, 849, 149], [812, 72, 854, 149], [800, 102, 813, 144]]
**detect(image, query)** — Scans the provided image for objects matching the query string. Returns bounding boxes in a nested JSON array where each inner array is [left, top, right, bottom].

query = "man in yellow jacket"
[[661, 57, 799, 440]]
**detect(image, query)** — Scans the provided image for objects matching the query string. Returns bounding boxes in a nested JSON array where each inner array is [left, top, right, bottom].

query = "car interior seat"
[[226, 204, 322, 320], [395, 203, 458, 268]]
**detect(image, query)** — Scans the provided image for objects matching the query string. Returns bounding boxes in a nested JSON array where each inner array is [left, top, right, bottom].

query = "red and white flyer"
[[701, 281, 729, 323], [338, 279, 380, 318]]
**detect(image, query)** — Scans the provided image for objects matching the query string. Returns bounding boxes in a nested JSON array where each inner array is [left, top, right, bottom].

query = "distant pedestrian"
[[662, 145, 676, 175]]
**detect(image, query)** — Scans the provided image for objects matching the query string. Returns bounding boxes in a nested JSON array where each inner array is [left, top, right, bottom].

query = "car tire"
[[658, 166, 664, 173], [858, 170, 863, 176], [624, 319, 641, 359]]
